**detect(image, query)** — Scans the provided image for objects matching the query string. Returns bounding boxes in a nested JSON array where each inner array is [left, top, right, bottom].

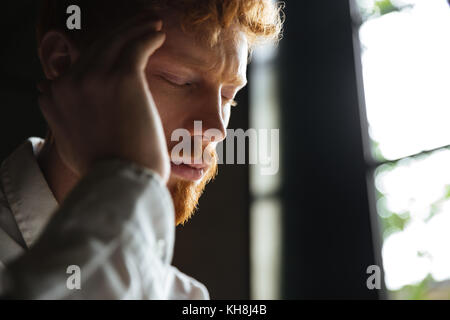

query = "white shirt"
[[0, 138, 209, 299]]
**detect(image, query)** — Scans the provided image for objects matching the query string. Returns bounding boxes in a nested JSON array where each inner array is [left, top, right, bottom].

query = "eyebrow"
[[161, 47, 248, 88], [162, 44, 212, 69]]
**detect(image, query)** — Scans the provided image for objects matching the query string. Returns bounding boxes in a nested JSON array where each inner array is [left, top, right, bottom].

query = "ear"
[[38, 31, 80, 80]]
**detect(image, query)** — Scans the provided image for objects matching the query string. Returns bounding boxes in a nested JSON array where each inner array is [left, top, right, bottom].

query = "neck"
[[37, 139, 80, 204]]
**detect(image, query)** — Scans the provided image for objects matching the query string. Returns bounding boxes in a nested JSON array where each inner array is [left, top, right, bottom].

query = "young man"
[[0, 0, 282, 299]]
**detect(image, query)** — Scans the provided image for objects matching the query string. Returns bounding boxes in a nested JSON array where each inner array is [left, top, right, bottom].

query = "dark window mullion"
[[366, 144, 450, 170]]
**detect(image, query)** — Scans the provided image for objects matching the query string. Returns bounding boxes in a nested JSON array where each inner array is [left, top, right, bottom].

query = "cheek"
[[145, 76, 186, 141]]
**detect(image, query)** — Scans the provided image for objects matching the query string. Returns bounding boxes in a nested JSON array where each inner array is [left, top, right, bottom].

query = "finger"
[[106, 21, 164, 68], [106, 11, 162, 40], [117, 31, 166, 74], [98, 15, 162, 54], [88, 11, 161, 50], [83, 17, 163, 72]]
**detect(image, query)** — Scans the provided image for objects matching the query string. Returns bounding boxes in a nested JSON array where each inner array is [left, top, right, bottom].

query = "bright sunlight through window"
[[357, 0, 450, 299]]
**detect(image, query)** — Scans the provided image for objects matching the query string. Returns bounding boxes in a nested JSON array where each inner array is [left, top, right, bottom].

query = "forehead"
[[151, 14, 248, 85]]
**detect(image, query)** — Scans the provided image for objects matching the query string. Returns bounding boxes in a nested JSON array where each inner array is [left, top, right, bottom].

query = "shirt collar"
[[0, 137, 59, 248]]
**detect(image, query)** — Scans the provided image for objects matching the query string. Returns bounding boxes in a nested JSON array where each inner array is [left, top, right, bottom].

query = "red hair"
[[36, 0, 284, 51]]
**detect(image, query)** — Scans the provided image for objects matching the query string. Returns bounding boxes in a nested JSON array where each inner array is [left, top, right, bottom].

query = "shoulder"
[[166, 266, 210, 300], [0, 181, 14, 235], [0, 192, 25, 265], [0, 173, 26, 264], [0, 193, 8, 214], [0, 171, 17, 239], [0, 179, 9, 211]]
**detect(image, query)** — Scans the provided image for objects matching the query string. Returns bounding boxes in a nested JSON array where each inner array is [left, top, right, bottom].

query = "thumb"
[[120, 31, 166, 73]]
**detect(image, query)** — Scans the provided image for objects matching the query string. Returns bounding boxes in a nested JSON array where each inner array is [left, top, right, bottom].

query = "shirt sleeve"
[[0, 159, 177, 299]]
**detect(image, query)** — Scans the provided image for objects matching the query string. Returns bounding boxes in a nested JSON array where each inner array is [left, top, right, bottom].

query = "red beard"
[[169, 151, 218, 226]]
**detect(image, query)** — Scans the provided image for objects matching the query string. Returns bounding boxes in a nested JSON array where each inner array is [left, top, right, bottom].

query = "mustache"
[[169, 144, 218, 167]]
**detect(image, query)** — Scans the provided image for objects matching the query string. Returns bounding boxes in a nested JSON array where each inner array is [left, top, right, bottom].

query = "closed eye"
[[159, 73, 238, 106], [159, 74, 193, 87]]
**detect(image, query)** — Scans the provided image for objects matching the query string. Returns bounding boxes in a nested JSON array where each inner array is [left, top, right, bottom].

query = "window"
[[356, 0, 450, 299], [249, 42, 283, 300]]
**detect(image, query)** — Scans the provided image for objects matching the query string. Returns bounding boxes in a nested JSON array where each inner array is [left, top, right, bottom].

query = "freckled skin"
[[144, 14, 249, 190]]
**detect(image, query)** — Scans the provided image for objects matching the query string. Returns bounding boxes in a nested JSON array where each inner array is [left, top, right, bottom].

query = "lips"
[[170, 161, 208, 181]]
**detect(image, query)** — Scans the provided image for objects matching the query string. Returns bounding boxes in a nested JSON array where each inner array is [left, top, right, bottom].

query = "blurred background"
[[355, 0, 450, 299], [1, 0, 449, 300]]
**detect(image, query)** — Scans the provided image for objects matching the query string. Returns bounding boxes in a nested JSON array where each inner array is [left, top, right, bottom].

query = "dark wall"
[[278, 0, 383, 299], [0, 1, 47, 159]]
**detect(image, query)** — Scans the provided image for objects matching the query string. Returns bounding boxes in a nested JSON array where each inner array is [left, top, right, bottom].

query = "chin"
[[168, 162, 218, 226]]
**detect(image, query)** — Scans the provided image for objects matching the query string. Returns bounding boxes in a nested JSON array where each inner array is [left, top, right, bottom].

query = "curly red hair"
[[37, 0, 284, 51]]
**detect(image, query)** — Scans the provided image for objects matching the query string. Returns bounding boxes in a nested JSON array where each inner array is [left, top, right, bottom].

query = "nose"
[[184, 91, 228, 144]]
